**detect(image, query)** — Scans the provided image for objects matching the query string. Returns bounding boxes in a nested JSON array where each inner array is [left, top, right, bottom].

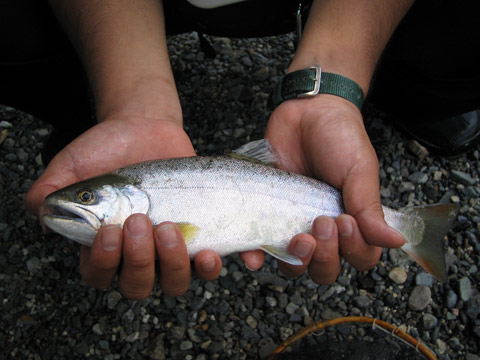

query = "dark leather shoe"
[[395, 109, 480, 156]]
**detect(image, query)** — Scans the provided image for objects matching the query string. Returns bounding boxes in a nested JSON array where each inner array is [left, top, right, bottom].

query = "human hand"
[[26, 117, 222, 298], [262, 95, 406, 283]]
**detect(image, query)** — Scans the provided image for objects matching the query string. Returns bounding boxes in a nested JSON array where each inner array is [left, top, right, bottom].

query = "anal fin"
[[261, 245, 302, 266]]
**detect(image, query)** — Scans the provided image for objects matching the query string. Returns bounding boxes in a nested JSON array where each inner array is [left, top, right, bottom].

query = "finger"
[[154, 222, 191, 296], [336, 214, 382, 271], [80, 225, 123, 288], [26, 155, 77, 216], [308, 216, 341, 284], [342, 156, 406, 248], [278, 234, 315, 278], [239, 250, 265, 271], [118, 214, 156, 299], [194, 250, 222, 281]]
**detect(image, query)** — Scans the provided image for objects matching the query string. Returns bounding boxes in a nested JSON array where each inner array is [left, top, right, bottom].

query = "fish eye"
[[77, 189, 95, 204]]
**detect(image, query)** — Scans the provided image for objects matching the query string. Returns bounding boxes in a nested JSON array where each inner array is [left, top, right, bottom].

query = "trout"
[[43, 140, 458, 280]]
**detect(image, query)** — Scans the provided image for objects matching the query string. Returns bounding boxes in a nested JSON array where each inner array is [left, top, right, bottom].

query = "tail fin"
[[397, 203, 458, 281]]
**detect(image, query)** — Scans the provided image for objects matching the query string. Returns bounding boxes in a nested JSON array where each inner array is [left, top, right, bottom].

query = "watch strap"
[[269, 65, 364, 110]]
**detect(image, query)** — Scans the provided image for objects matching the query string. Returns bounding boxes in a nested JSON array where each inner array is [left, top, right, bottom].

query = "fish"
[[43, 140, 458, 281]]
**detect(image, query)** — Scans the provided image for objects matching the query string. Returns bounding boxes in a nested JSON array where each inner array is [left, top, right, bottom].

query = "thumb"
[[342, 160, 406, 249]]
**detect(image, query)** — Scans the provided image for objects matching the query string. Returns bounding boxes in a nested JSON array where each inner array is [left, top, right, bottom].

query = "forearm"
[[291, 0, 414, 95], [48, 0, 181, 123]]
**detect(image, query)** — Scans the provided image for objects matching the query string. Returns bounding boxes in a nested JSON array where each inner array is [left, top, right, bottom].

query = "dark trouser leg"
[[368, 0, 480, 155], [0, 0, 95, 135], [370, 0, 480, 118]]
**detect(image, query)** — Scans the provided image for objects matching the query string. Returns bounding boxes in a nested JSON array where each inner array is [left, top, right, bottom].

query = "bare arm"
[[291, 0, 414, 92], [48, 0, 181, 123]]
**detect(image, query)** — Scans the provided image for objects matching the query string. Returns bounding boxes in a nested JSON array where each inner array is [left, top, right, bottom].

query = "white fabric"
[[186, 0, 247, 9]]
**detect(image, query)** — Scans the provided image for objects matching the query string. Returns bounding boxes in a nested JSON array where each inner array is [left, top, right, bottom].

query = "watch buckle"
[[297, 65, 321, 98]]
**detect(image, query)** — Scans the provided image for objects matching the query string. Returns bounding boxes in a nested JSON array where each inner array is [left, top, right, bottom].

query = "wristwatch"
[[268, 65, 364, 110]]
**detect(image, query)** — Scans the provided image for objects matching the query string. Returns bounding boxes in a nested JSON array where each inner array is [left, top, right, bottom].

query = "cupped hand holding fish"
[[26, 116, 227, 298], [264, 94, 407, 282]]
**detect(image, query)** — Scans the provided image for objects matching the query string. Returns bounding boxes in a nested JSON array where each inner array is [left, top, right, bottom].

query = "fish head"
[[42, 174, 150, 246]]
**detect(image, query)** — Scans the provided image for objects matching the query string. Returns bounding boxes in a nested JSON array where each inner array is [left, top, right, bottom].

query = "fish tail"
[[393, 203, 459, 281]]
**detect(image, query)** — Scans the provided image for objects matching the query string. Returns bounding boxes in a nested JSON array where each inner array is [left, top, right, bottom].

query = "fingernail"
[[201, 254, 216, 272], [101, 225, 121, 251], [389, 226, 407, 245], [126, 215, 148, 238], [157, 223, 178, 248], [313, 217, 334, 240], [245, 263, 255, 271], [293, 240, 313, 258]]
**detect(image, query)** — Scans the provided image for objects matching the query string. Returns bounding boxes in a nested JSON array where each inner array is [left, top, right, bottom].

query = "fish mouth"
[[43, 199, 101, 246]]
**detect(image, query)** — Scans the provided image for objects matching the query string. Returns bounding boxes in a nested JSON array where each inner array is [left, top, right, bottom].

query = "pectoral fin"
[[261, 245, 302, 266], [176, 223, 200, 244]]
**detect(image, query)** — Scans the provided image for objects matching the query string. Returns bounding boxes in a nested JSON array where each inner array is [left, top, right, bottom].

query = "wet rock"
[[388, 267, 407, 284], [408, 285, 431, 311]]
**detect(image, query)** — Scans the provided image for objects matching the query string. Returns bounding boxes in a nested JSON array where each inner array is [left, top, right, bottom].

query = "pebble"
[[446, 290, 458, 309], [415, 272, 434, 286], [92, 323, 103, 336], [451, 170, 476, 186], [466, 294, 480, 320], [107, 291, 123, 309], [422, 313, 438, 330], [246, 315, 257, 329], [353, 295, 371, 308], [458, 277, 472, 302], [408, 285, 432, 311], [26, 257, 41, 273], [408, 171, 428, 184], [179, 341, 193, 350], [388, 267, 407, 284], [398, 182, 415, 193]]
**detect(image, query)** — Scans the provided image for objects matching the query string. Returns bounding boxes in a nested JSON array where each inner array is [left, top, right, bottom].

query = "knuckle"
[[81, 272, 111, 289], [163, 284, 189, 297], [127, 256, 153, 272]]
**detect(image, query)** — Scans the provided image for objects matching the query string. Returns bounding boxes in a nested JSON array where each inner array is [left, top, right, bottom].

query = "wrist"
[[96, 75, 183, 127]]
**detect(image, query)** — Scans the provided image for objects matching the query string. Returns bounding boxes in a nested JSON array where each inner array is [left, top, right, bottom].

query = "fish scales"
[[113, 156, 344, 257], [42, 139, 458, 280]]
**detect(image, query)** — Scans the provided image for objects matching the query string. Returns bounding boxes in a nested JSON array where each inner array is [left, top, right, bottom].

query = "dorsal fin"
[[230, 139, 280, 167]]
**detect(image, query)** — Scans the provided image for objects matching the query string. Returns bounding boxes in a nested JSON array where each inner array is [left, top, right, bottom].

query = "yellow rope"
[[268, 316, 437, 360]]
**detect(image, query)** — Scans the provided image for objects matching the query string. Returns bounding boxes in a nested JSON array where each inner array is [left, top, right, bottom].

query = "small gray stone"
[[458, 276, 472, 302], [466, 294, 480, 320], [0, 120, 13, 128], [388, 267, 407, 284], [446, 290, 458, 309], [408, 171, 428, 184], [285, 302, 299, 315], [258, 337, 277, 359], [408, 285, 431, 311], [415, 272, 434, 286], [246, 315, 258, 329], [26, 257, 41, 273], [179, 341, 193, 350], [451, 170, 476, 186], [422, 313, 438, 330], [107, 291, 123, 309], [17, 148, 28, 162], [142, 334, 166, 360], [253, 66, 270, 82], [353, 295, 371, 308], [92, 323, 103, 335], [398, 182, 416, 193]]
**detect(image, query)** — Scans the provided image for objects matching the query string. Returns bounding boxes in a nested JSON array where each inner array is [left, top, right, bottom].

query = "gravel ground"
[[1, 32, 480, 360]]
